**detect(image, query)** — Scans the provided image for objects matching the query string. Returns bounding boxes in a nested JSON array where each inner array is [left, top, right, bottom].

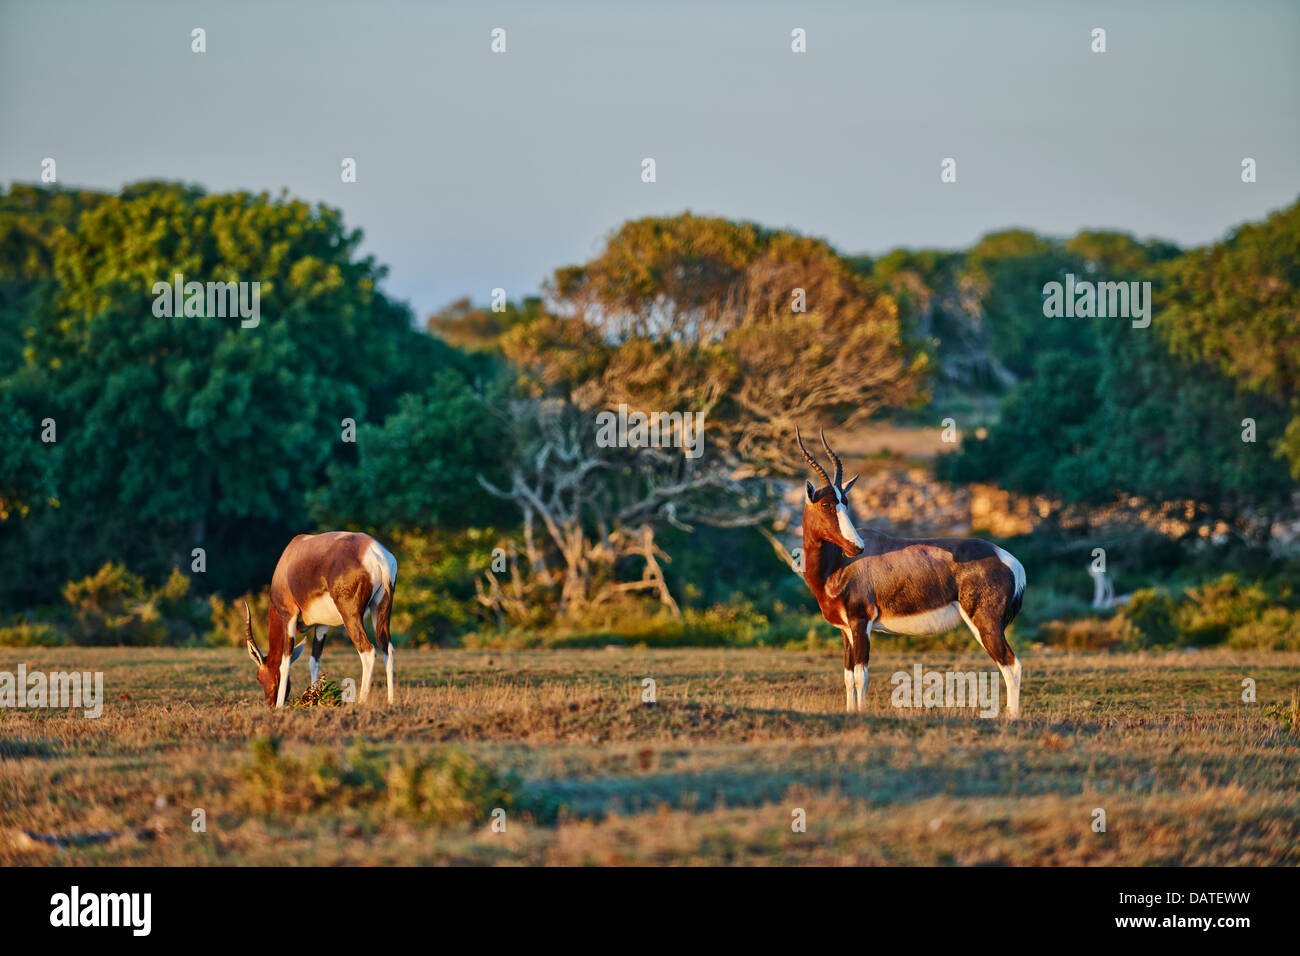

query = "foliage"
[[1156, 200, 1300, 477], [938, 200, 1300, 526], [238, 737, 521, 826], [1118, 574, 1293, 649], [1262, 687, 1300, 734], [530, 213, 928, 470], [289, 676, 345, 708], [0, 182, 476, 607], [309, 369, 509, 533], [0, 621, 64, 647], [385, 528, 504, 646], [3, 184, 1296, 648], [1230, 608, 1300, 651], [60, 563, 206, 646]]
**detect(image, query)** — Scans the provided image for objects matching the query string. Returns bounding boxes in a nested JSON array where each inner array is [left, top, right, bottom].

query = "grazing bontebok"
[[243, 531, 398, 708], [795, 429, 1026, 717]]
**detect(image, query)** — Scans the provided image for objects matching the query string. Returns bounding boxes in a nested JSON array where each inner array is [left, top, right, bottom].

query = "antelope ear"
[[290, 639, 306, 664], [805, 480, 816, 504], [245, 638, 266, 667], [842, 474, 859, 494]]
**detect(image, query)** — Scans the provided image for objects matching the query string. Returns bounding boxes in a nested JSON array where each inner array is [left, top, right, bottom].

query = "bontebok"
[[243, 532, 398, 708], [795, 429, 1026, 716]]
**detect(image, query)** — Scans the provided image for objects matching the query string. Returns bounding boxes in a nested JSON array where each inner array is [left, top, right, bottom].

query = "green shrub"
[[1121, 574, 1289, 649], [1119, 588, 1181, 648], [474, 602, 779, 649], [239, 737, 386, 814], [386, 748, 516, 825], [1229, 607, 1300, 651], [237, 737, 525, 826], [58, 563, 210, 646], [0, 620, 65, 647], [206, 591, 270, 647], [1178, 574, 1271, 645]]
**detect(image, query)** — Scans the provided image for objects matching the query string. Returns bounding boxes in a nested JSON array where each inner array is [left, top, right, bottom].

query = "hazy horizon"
[[3, 0, 1297, 320]]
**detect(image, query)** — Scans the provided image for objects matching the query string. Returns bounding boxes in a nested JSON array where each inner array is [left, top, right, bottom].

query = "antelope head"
[[242, 601, 304, 708], [796, 427, 864, 557]]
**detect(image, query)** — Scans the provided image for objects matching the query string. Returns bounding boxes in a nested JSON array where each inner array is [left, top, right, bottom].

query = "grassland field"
[[2, 645, 1298, 866]]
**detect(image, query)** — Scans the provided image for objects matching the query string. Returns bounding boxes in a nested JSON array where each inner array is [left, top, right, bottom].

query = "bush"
[[1119, 588, 1181, 648], [0, 621, 65, 647], [237, 737, 523, 826], [206, 591, 271, 647], [1177, 574, 1271, 645], [62, 563, 206, 645], [1229, 608, 1300, 651], [1120, 574, 1290, 649], [386, 748, 516, 825], [524, 603, 775, 649], [1038, 617, 1125, 651]]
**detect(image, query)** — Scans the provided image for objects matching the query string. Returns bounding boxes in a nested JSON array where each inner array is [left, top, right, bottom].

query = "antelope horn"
[[820, 429, 844, 487], [242, 600, 254, 643], [796, 426, 831, 487]]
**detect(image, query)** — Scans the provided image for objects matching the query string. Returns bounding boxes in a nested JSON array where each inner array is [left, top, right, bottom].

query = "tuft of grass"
[[1262, 686, 1300, 735]]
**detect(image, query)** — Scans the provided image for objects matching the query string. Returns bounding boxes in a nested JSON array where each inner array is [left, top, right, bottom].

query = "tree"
[[527, 213, 927, 470], [464, 214, 928, 622], [309, 369, 508, 532], [1156, 198, 1300, 477], [0, 183, 474, 606], [939, 210, 1297, 532]]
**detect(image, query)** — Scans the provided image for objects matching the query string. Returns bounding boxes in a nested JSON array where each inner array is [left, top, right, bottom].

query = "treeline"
[[894, 218, 1299, 523], [1, 182, 1296, 649]]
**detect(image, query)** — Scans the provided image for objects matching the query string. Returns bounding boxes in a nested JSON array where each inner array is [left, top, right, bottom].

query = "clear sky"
[[2, 0, 1297, 321]]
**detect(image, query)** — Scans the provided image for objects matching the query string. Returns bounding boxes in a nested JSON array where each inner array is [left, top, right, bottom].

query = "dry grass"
[[1, 645, 1297, 865]]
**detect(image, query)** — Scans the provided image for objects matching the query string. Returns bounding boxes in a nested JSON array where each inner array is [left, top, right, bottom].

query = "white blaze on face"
[[834, 488, 864, 550]]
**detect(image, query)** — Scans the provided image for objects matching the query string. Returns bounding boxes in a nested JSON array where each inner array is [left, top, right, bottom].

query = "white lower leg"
[[275, 652, 292, 708], [358, 647, 375, 703], [853, 663, 868, 712], [843, 668, 855, 712], [309, 654, 321, 687], [999, 657, 1023, 718], [384, 644, 395, 703]]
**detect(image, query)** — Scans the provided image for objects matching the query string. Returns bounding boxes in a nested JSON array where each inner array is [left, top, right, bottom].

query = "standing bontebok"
[[243, 531, 398, 708], [795, 429, 1026, 717]]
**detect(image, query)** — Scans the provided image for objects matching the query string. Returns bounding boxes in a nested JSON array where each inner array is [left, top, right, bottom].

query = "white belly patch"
[[876, 602, 963, 636], [300, 592, 344, 627]]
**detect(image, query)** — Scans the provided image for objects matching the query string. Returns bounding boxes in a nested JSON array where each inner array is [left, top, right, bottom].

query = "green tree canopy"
[[1, 183, 479, 604]]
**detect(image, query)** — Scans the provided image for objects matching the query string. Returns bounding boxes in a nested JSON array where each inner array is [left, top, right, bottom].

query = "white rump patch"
[[877, 602, 963, 636], [994, 546, 1027, 598], [363, 540, 398, 608]]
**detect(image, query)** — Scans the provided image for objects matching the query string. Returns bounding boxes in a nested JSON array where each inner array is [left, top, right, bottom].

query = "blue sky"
[[2, 0, 1297, 321]]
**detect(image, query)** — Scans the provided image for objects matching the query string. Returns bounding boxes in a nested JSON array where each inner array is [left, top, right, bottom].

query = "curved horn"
[[796, 426, 831, 487], [242, 599, 267, 666], [820, 429, 843, 487]]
